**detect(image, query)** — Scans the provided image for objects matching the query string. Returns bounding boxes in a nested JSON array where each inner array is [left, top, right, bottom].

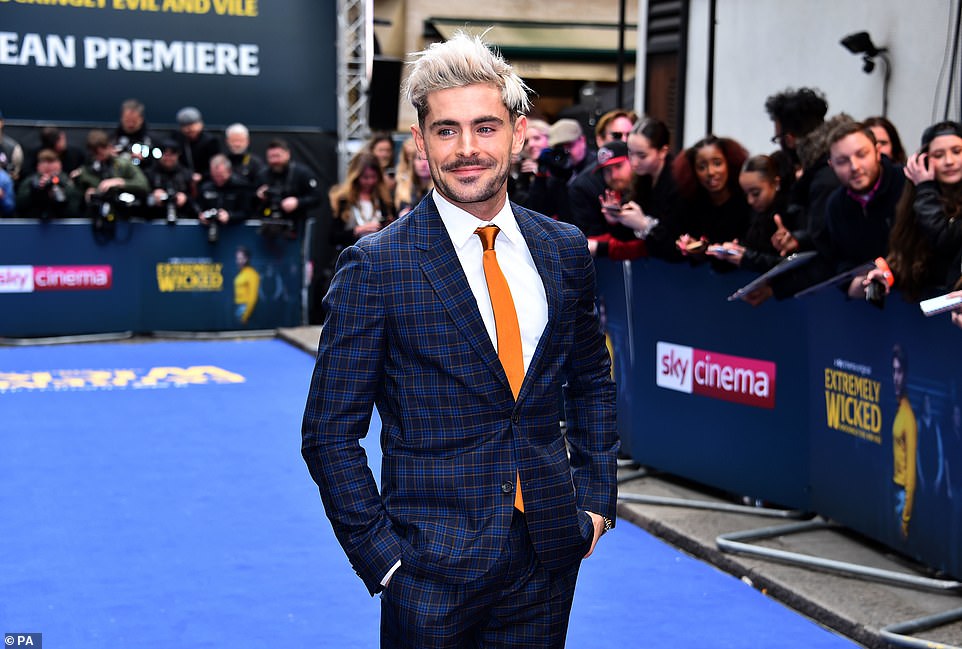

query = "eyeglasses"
[[608, 132, 627, 141]]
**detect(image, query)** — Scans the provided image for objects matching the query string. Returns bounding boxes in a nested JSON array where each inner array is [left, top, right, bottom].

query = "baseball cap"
[[597, 140, 629, 168], [548, 119, 583, 147], [176, 106, 203, 126]]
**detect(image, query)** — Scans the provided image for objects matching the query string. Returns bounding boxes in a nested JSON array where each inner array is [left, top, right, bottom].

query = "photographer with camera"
[[254, 139, 320, 239], [197, 154, 251, 243], [146, 140, 196, 223], [524, 118, 593, 223], [73, 129, 149, 231], [224, 123, 266, 187], [16, 149, 81, 219], [174, 106, 222, 185], [114, 99, 159, 170]]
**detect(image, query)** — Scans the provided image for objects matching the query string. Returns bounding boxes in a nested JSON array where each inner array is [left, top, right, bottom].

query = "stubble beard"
[[430, 159, 509, 208]]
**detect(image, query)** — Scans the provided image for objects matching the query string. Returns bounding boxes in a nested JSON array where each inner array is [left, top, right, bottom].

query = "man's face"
[[598, 115, 634, 148], [561, 135, 587, 165], [772, 120, 796, 153], [602, 160, 633, 193], [160, 149, 179, 170], [92, 144, 113, 163], [180, 121, 203, 141], [412, 83, 525, 220], [893, 356, 905, 397], [37, 158, 61, 177], [266, 146, 290, 172], [210, 162, 231, 185], [121, 108, 143, 133], [829, 132, 881, 193], [225, 131, 249, 155]]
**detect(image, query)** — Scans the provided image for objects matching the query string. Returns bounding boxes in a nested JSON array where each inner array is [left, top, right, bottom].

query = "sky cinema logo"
[[656, 341, 776, 409], [0, 265, 112, 293]]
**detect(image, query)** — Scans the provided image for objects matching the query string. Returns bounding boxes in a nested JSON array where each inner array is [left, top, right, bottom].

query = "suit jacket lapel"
[[413, 197, 508, 387]]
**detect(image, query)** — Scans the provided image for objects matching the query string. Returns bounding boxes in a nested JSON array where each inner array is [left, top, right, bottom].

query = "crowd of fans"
[[501, 90, 960, 326], [5, 90, 961, 325], [0, 100, 321, 242], [322, 91, 962, 326]]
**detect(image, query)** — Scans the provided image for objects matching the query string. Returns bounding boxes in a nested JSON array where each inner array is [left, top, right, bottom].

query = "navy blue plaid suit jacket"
[[302, 193, 618, 596]]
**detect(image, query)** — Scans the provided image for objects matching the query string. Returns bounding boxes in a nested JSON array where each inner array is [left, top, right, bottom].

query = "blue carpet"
[[0, 340, 860, 647]]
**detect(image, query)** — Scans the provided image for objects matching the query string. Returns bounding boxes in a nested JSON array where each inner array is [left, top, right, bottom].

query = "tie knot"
[[475, 225, 500, 251]]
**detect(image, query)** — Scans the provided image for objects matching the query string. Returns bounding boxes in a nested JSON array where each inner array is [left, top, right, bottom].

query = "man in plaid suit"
[[302, 32, 618, 648]]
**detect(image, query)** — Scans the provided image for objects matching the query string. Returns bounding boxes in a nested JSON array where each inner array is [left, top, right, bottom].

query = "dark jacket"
[[817, 156, 905, 275], [197, 173, 252, 222]]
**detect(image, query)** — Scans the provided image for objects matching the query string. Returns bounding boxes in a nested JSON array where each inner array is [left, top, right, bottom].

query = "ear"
[[512, 115, 528, 158], [411, 123, 426, 159]]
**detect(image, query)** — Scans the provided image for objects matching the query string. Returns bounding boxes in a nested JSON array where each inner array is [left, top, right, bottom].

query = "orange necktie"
[[476, 225, 525, 512]]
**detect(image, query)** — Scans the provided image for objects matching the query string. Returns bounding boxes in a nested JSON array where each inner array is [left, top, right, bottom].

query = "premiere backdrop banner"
[[0, 0, 337, 129], [0, 220, 304, 336]]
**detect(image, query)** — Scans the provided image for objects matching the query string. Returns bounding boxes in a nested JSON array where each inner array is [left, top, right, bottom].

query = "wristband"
[[874, 257, 894, 288]]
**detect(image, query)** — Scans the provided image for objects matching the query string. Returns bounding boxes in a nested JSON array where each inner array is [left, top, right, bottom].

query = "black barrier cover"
[[0, 1, 336, 129], [596, 256, 962, 579], [0, 220, 303, 337]]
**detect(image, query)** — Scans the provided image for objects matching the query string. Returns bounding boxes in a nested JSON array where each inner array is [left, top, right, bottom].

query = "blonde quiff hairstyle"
[[403, 31, 532, 126]]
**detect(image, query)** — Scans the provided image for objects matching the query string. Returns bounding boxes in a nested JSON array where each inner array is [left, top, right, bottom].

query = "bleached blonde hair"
[[403, 31, 532, 125]]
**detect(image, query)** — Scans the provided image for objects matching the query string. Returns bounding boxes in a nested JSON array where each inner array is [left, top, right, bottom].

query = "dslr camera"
[[537, 144, 573, 178]]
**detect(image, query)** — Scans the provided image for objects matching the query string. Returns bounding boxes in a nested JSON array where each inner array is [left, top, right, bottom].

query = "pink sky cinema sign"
[[656, 341, 777, 409], [0, 265, 113, 293]]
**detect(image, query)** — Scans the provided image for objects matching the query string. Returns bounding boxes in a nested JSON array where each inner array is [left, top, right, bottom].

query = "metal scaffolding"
[[335, 0, 373, 180]]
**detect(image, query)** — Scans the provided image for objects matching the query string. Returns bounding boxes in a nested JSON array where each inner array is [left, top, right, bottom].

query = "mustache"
[[442, 158, 494, 172]]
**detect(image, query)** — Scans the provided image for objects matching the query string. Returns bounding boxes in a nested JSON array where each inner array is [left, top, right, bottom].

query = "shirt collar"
[[432, 191, 522, 250], [847, 170, 883, 209]]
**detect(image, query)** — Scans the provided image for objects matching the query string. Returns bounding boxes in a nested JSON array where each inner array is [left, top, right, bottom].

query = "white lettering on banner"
[[656, 340, 777, 409], [83, 36, 259, 75], [0, 32, 258, 76], [0, 32, 76, 67], [0, 266, 34, 293]]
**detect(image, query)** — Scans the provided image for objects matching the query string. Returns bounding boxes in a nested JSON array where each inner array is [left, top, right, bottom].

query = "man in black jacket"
[[749, 121, 903, 305], [174, 106, 222, 185], [819, 121, 905, 299], [254, 139, 320, 239]]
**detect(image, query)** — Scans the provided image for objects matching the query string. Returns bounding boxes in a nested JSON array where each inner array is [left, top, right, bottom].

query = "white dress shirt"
[[433, 191, 549, 373]]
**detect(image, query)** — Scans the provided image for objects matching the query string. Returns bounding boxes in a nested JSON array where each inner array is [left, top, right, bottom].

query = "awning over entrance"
[[424, 17, 638, 63]]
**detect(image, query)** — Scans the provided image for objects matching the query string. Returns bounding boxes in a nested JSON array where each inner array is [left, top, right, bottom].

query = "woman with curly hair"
[[886, 121, 962, 300], [671, 135, 751, 257]]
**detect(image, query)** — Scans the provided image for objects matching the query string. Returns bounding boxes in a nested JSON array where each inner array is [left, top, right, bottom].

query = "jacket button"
[[501, 481, 514, 493], [512, 414, 520, 424]]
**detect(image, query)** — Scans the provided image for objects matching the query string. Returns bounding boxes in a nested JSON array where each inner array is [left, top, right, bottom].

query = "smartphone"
[[707, 245, 736, 256], [920, 293, 962, 316]]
